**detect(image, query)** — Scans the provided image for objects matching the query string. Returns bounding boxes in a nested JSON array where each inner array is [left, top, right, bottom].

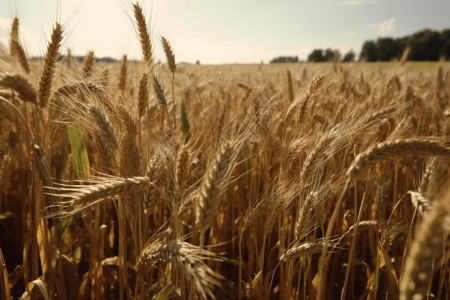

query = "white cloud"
[[340, 0, 377, 6], [369, 18, 394, 36]]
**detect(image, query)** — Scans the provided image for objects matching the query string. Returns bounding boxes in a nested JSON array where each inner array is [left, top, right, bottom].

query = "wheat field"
[[0, 3, 450, 300]]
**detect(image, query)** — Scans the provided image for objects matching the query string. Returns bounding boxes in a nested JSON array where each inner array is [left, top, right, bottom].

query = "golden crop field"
[[1, 3, 449, 300]]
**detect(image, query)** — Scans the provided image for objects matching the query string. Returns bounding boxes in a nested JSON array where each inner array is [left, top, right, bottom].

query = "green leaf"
[[155, 283, 171, 300], [380, 246, 399, 296], [244, 159, 250, 172], [181, 99, 191, 143], [67, 124, 90, 179]]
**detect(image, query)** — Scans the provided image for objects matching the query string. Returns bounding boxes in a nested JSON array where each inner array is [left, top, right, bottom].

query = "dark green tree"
[[324, 48, 335, 61], [408, 29, 442, 61], [376, 38, 403, 61], [440, 29, 450, 60], [396, 37, 410, 53], [270, 56, 299, 63], [342, 50, 355, 62], [360, 41, 378, 61], [307, 49, 325, 62]]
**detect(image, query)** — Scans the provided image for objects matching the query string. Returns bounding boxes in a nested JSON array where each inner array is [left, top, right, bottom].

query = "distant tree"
[[360, 41, 378, 61], [342, 50, 355, 62], [396, 36, 410, 53], [307, 49, 340, 62], [323, 48, 335, 61], [408, 29, 443, 61], [270, 56, 299, 63], [307, 49, 325, 62], [440, 29, 450, 59], [376, 37, 403, 61], [196, 60, 201, 64]]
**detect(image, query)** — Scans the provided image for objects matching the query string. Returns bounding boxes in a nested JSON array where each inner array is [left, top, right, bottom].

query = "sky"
[[0, 0, 449, 64]]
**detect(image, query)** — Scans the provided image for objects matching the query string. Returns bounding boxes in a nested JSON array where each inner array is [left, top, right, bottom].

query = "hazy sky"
[[0, 0, 449, 64]]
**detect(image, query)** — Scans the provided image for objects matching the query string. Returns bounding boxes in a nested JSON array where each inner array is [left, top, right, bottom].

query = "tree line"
[[270, 28, 450, 63], [360, 28, 450, 61], [270, 56, 299, 63]]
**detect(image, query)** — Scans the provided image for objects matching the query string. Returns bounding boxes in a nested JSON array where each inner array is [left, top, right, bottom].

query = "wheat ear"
[[133, 3, 153, 65], [38, 22, 63, 108], [399, 190, 450, 300], [348, 138, 450, 180], [9, 18, 30, 74], [280, 238, 339, 262], [118, 106, 141, 176], [137, 72, 149, 118], [137, 238, 225, 300], [47, 176, 152, 216], [196, 142, 234, 233], [90, 106, 119, 172], [8, 17, 19, 55], [161, 36, 176, 73], [90, 106, 118, 148], [287, 69, 294, 102], [176, 144, 190, 188], [0, 72, 37, 104], [118, 54, 127, 91], [152, 75, 170, 123], [285, 74, 325, 122], [81, 50, 95, 78]]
